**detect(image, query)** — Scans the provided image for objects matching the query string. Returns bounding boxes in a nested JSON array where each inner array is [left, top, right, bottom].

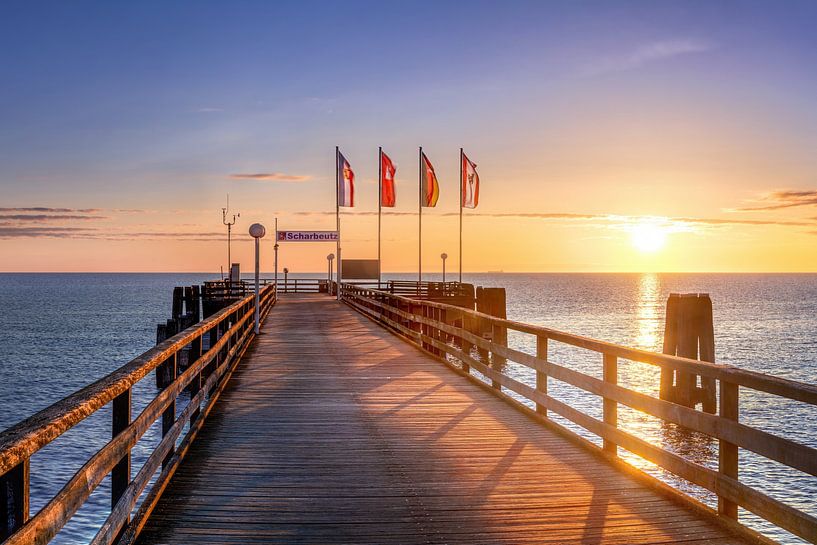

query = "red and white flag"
[[462, 152, 479, 209], [380, 151, 396, 207], [337, 150, 354, 207]]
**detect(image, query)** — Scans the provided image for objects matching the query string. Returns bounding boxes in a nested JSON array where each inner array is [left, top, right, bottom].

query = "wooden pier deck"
[[135, 294, 754, 545]]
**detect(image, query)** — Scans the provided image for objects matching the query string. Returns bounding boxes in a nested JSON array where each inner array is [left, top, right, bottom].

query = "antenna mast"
[[222, 194, 239, 281]]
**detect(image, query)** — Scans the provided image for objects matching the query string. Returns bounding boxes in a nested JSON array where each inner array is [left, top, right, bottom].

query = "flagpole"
[[418, 146, 422, 285], [336, 146, 341, 301], [378, 147, 382, 287], [459, 148, 463, 284]]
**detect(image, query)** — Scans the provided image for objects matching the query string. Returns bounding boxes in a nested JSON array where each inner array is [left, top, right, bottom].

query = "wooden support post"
[[480, 287, 507, 383], [191, 285, 201, 321], [698, 294, 717, 413], [660, 294, 679, 401], [188, 334, 203, 423], [410, 302, 422, 340], [603, 353, 618, 455], [535, 335, 548, 417], [461, 311, 473, 356], [661, 293, 717, 414], [424, 305, 431, 352], [160, 353, 177, 469], [675, 294, 698, 407], [459, 310, 471, 373], [718, 380, 739, 519], [171, 286, 184, 320], [111, 389, 131, 513], [0, 460, 29, 541], [475, 287, 489, 362], [155, 323, 169, 387], [433, 307, 442, 356]]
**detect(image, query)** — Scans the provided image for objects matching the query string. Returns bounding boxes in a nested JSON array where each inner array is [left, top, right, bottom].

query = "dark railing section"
[[0, 285, 276, 545], [341, 284, 817, 544]]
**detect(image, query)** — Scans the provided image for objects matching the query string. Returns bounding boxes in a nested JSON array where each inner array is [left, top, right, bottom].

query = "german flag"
[[420, 152, 439, 207]]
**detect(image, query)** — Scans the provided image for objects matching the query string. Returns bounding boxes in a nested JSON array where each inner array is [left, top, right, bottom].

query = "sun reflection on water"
[[635, 273, 660, 351]]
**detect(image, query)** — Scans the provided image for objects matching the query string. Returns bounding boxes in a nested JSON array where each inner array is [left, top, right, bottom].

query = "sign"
[[341, 259, 379, 280], [276, 230, 339, 242]]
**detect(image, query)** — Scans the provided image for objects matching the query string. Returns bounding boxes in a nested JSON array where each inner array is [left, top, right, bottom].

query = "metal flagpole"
[[459, 148, 463, 283], [336, 146, 341, 301], [378, 147, 382, 286], [418, 146, 422, 284]]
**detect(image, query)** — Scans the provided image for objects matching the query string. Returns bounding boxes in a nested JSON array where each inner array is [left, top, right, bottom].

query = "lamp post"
[[283, 268, 289, 293], [249, 223, 266, 334], [327, 253, 335, 294], [274, 217, 279, 292], [441, 253, 448, 283]]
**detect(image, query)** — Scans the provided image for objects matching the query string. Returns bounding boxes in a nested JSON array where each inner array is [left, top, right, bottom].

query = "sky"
[[1, 0, 816, 273]]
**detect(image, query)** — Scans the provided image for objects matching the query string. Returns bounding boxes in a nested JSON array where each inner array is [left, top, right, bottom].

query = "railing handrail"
[[340, 284, 816, 405], [340, 284, 817, 544], [0, 285, 272, 472]]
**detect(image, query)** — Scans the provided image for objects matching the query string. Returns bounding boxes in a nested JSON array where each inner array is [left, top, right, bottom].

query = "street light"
[[327, 253, 335, 294], [441, 252, 448, 283], [283, 267, 289, 293], [249, 223, 266, 334]]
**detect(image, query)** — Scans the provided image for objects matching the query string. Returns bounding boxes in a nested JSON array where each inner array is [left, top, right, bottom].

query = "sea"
[[0, 273, 815, 544]]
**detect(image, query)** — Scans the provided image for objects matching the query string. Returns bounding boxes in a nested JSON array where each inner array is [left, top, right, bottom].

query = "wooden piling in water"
[[660, 293, 717, 413]]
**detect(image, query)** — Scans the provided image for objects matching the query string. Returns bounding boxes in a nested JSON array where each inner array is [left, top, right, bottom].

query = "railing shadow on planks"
[[340, 284, 817, 544], [0, 284, 277, 545]]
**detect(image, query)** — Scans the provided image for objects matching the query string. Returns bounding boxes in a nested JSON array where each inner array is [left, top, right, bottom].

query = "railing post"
[[459, 309, 470, 373], [603, 353, 618, 455], [718, 380, 739, 519], [188, 333, 203, 423], [0, 460, 29, 541], [489, 322, 501, 390], [111, 389, 131, 514], [160, 353, 177, 469], [536, 335, 548, 417]]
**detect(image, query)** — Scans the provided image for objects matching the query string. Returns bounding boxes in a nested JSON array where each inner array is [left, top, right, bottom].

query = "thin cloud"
[[0, 226, 97, 238], [0, 207, 102, 213], [586, 39, 713, 75], [735, 190, 817, 211], [0, 214, 107, 222], [230, 173, 311, 182], [0, 225, 228, 241]]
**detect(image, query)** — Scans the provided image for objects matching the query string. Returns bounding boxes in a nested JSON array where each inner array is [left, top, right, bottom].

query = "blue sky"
[[1, 1, 816, 271]]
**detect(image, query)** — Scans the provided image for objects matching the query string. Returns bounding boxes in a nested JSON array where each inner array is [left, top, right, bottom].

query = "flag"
[[462, 152, 479, 209], [380, 151, 396, 207], [337, 150, 354, 207], [420, 152, 440, 207]]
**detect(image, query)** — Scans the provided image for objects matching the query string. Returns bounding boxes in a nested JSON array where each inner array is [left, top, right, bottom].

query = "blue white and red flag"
[[337, 150, 354, 207]]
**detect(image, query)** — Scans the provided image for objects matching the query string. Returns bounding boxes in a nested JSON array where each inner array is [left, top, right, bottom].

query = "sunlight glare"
[[630, 222, 668, 253]]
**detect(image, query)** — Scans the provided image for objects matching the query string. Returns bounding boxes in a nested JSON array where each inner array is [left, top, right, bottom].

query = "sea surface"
[[0, 273, 815, 544]]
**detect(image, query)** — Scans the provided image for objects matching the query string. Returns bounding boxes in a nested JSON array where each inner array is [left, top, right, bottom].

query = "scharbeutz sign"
[[276, 230, 339, 242]]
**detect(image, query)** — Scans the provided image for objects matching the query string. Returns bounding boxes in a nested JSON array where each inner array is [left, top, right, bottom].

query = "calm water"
[[0, 273, 815, 544]]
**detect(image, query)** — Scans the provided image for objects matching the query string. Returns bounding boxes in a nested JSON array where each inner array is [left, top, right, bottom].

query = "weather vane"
[[222, 194, 240, 281]]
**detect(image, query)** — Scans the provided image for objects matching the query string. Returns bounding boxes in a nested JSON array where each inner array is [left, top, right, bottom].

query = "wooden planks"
[[136, 295, 756, 545]]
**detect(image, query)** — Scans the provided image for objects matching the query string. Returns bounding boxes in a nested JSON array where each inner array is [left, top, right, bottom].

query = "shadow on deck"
[[136, 294, 753, 545]]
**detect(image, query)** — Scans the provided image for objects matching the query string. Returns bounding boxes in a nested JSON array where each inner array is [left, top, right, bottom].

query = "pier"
[[1, 281, 816, 545]]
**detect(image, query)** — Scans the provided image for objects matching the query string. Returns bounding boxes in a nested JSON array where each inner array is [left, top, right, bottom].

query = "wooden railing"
[[341, 284, 817, 544], [0, 284, 277, 545], [274, 279, 330, 293]]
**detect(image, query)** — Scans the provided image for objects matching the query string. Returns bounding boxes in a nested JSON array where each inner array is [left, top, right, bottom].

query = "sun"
[[630, 222, 668, 253]]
